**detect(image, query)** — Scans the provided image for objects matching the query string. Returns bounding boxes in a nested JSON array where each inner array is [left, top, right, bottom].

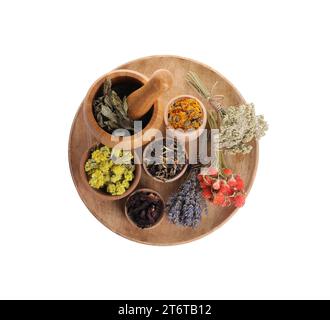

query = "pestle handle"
[[127, 69, 173, 120]]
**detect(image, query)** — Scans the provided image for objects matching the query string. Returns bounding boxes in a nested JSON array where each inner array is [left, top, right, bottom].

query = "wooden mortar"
[[82, 69, 172, 150]]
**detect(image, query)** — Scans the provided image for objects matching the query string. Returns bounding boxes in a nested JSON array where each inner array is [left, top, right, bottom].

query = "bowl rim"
[[163, 94, 207, 140], [142, 137, 188, 183], [124, 188, 165, 230], [79, 143, 142, 201]]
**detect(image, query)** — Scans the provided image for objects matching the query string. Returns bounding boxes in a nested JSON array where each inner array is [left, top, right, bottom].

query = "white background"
[[0, 0, 329, 300]]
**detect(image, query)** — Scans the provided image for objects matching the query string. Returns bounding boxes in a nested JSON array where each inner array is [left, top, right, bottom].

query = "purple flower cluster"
[[166, 170, 207, 228]]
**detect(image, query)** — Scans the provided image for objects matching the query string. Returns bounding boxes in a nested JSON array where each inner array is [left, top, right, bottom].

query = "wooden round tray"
[[68, 55, 258, 245]]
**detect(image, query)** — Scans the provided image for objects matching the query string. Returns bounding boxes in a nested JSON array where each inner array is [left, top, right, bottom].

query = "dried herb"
[[144, 139, 186, 182], [93, 78, 133, 134], [126, 191, 164, 228], [209, 104, 268, 154], [186, 71, 268, 154], [84, 145, 135, 195], [199, 166, 246, 208], [186, 71, 224, 112], [166, 169, 207, 228], [167, 97, 203, 130]]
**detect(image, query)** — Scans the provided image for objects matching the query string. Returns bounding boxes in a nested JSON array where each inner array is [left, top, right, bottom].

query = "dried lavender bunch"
[[166, 169, 207, 228], [210, 103, 268, 154]]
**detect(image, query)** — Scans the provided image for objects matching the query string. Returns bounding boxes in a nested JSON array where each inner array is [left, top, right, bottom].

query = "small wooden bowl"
[[142, 138, 188, 183], [80, 144, 141, 201], [82, 69, 162, 150], [164, 94, 207, 141], [125, 188, 165, 229]]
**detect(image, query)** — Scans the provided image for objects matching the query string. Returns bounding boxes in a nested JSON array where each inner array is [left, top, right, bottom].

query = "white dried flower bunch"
[[186, 71, 268, 154], [212, 103, 268, 154]]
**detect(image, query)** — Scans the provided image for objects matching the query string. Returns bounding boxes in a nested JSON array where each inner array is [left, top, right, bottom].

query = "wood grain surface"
[[68, 55, 258, 245]]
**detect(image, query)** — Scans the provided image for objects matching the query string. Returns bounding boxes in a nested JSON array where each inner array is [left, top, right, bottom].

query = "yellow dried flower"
[[107, 183, 116, 194], [124, 170, 134, 182], [85, 145, 135, 195], [84, 159, 98, 173], [121, 180, 130, 189], [110, 175, 121, 183], [103, 173, 111, 184], [111, 165, 126, 177], [92, 149, 108, 163], [89, 169, 106, 189], [99, 160, 113, 173], [115, 182, 126, 195], [100, 146, 111, 157]]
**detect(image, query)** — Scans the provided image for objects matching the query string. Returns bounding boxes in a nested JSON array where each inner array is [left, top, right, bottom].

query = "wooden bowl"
[[80, 144, 142, 201], [82, 69, 162, 150], [124, 188, 165, 229], [164, 94, 207, 142], [142, 138, 188, 183]]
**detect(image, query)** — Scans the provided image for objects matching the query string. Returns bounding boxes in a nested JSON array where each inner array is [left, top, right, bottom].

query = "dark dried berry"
[[127, 191, 164, 228]]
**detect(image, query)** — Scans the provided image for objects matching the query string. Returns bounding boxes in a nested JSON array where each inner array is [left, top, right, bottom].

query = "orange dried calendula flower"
[[168, 97, 203, 131]]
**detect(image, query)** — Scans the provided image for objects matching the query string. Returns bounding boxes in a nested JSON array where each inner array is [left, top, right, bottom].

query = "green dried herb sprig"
[[186, 71, 224, 112]]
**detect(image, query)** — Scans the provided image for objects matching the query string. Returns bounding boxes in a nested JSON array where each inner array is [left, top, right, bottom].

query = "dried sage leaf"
[[101, 105, 114, 119], [103, 78, 111, 95], [93, 77, 134, 134], [122, 96, 128, 114], [96, 112, 105, 127]]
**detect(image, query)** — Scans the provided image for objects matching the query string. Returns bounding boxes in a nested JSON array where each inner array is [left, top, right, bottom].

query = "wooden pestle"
[[127, 69, 173, 120]]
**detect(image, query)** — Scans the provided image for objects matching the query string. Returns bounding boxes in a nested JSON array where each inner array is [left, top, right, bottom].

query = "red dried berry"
[[224, 198, 232, 207], [223, 168, 233, 176], [212, 180, 221, 190], [235, 175, 244, 191], [233, 194, 246, 207], [213, 192, 225, 205], [202, 188, 213, 199], [219, 181, 232, 195], [207, 167, 218, 176], [228, 176, 237, 187], [204, 175, 214, 186], [199, 181, 208, 189]]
